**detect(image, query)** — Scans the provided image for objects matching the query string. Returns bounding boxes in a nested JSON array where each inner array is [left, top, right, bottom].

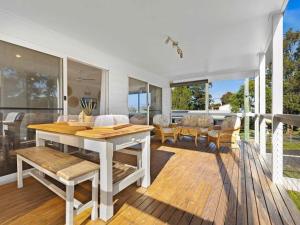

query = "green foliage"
[[287, 190, 300, 211], [171, 84, 212, 110], [171, 86, 192, 110], [224, 29, 300, 114], [220, 92, 234, 105]]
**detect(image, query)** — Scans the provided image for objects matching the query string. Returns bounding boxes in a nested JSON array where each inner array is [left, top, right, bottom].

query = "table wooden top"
[[28, 123, 154, 139]]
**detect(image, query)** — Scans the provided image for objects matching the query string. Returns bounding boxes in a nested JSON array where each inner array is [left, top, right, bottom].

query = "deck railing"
[[172, 110, 300, 192]]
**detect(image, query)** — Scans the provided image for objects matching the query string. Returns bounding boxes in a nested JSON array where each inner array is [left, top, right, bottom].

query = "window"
[[171, 83, 206, 110]]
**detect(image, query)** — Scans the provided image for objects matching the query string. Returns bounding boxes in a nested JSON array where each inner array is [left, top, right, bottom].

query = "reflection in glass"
[[0, 40, 63, 177], [128, 78, 148, 125], [149, 85, 162, 125]]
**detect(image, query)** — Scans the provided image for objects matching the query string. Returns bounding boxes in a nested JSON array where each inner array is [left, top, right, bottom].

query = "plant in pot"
[[79, 98, 96, 122]]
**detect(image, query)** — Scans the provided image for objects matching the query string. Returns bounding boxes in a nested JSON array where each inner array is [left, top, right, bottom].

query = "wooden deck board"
[[0, 140, 299, 225]]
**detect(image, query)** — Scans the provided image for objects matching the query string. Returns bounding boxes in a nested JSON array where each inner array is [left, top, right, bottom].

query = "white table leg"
[[17, 156, 23, 188], [99, 142, 114, 221], [91, 172, 99, 220], [66, 184, 74, 225], [36, 131, 46, 147], [141, 133, 151, 187]]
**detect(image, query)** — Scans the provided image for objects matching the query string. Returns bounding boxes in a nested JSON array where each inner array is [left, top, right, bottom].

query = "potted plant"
[[80, 98, 96, 122]]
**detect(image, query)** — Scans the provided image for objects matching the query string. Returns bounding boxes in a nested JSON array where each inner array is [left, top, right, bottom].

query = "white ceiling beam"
[[171, 69, 257, 83]]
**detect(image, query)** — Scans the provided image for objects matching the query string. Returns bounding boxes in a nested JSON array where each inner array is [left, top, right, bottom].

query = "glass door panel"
[[149, 85, 162, 125], [67, 60, 102, 116], [128, 78, 148, 125]]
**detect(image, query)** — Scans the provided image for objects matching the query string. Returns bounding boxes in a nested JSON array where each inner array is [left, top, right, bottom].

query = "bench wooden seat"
[[16, 147, 99, 180], [16, 147, 99, 225]]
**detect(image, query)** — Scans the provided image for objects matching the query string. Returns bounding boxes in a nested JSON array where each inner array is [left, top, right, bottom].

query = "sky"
[[283, 0, 300, 33]]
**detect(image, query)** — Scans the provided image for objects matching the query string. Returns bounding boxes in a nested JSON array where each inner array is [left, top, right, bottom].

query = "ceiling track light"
[[165, 36, 183, 58]]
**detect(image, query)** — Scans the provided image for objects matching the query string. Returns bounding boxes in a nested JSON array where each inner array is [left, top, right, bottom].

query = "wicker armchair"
[[207, 116, 241, 149], [153, 114, 176, 143]]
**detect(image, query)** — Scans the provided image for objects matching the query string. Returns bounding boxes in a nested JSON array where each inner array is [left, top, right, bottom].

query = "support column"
[[259, 53, 266, 156], [205, 82, 209, 113], [244, 78, 250, 141], [254, 73, 260, 145], [272, 13, 283, 184]]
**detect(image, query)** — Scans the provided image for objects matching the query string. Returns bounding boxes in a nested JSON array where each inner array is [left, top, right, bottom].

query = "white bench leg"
[[136, 152, 142, 186], [91, 172, 99, 220], [66, 184, 74, 225], [17, 156, 23, 188]]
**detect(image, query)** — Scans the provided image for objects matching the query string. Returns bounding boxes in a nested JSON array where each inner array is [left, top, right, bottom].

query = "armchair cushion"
[[221, 116, 241, 130], [208, 130, 219, 138], [161, 127, 174, 134], [153, 114, 170, 128]]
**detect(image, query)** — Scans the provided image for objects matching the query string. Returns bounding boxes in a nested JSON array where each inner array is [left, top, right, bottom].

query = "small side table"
[[175, 126, 201, 146]]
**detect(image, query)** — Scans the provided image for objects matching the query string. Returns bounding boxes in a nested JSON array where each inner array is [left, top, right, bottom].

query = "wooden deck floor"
[[0, 140, 299, 225]]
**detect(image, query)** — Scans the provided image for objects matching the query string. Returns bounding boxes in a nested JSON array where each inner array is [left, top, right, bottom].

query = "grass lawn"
[[287, 190, 300, 211], [283, 170, 300, 179]]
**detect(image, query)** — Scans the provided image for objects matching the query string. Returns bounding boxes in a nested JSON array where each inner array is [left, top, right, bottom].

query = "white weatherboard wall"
[[0, 10, 171, 116]]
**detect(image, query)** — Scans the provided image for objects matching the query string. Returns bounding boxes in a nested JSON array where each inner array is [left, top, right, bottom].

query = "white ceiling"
[[0, 0, 285, 80]]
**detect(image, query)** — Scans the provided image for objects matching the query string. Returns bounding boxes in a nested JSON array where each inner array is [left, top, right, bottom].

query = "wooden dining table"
[[28, 123, 153, 221]]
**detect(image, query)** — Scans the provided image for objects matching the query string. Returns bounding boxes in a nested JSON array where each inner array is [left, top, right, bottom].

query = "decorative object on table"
[[80, 98, 97, 123]]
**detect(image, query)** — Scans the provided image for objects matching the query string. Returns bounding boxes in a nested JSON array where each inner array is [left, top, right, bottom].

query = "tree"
[[220, 92, 234, 105], [171, 86, 192, 110]]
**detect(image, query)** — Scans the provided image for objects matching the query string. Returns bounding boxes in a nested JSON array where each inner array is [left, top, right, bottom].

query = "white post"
[[63, 57, 68, 116], [91, 172, 99, 220], [99, 142, 114, 221], [244, 78, 250, 141], [259, 53, 266, 157], [272, 13, 283, 184], [254, 73, 260, 144], [141, 133, 151, 187], [205, 82, 209, 113]]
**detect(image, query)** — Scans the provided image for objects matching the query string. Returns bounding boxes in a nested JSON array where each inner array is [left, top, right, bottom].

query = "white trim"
[[0, 169, 33, 186]]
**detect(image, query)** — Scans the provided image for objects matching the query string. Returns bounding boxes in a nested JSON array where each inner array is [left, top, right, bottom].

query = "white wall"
[[0, 10, 171, 117]]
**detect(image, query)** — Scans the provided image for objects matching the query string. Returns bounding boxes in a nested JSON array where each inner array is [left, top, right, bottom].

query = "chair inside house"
[[153, 114, 176, 143], [207, 116, 241, 149], [2, 112, 24, 147]]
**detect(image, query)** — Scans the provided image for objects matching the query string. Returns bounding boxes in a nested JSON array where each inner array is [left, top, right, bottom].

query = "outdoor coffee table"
[[175, 126, 201, 146]]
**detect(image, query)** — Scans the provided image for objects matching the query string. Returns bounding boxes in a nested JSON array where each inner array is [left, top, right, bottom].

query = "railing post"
[[254, 73, 260, 145], [244, 78, 250, 141], [272, 13, 283, 184], [205, 82, 209, 113], [259, 53, 266, 157]]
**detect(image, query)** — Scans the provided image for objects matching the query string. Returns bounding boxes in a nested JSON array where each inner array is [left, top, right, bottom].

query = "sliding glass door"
[[128, 77, 162, 125], [0, 40, 63, 177], [149, 84, 162, 125], [128, 78, 148, 125]]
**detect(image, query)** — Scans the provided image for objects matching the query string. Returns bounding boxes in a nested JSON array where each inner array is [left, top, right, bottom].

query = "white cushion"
[[94, 115, 115, 126], [161, 127, 174, 133], [113, 115, 130, 124], [199, 127, 209, 134], [208, 130, 219, 138], [221, 116, 241, 130], [153, 114, 170, 127], [4, 112, 19, 122]]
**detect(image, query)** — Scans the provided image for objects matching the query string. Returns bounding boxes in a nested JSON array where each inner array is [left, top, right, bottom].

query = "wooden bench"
[[16, 147, 99, 225]]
